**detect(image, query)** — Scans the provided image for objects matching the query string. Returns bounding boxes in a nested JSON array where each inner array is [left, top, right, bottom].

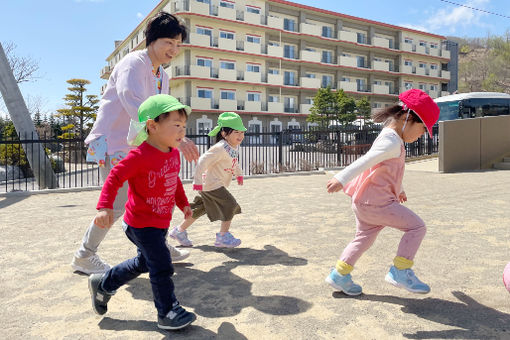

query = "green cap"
[[208, 112, 247, 137], [127, 94, 191, 146]]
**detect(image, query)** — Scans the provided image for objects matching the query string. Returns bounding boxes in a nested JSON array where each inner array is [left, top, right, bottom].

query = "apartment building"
[[100, 0, 454, 134]]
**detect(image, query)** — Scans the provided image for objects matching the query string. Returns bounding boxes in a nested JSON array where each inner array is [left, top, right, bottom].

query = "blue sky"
[[1, 0, 509, 118]]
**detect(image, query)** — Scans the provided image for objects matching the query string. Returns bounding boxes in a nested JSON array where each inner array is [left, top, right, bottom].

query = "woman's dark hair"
[[215, 127, 234, 143], [145, 12, 188, 47], [371, 104, 422, 126]]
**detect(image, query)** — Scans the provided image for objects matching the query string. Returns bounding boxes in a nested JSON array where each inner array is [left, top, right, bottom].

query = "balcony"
[[218, 37, 236, 50], [429, 48, 440, 57], [401, 42, 413, 52], [301, 50, 321, 63], [300, 23, 321, 36], [190, 0, 210, 15], [338, 55, 357, 68], [338, 30, 357, 43], [441, 50, 451, 59], [429, 69, 440, 77], [372, 84, 390, 95], [441, 70, 451, 79], [245, 11, 262, 25], [416, 67, 426, 76], [267, 44, 283, 58], [218, 5, 236, 20], [189, 32, 211, 47], [245, 71, 262, 83], [338, 81, 357, 92], [300, 77, 321, 88], [300, 103, 313, 114], [267, 73, 283, 85], [244, 41, 262, 54], [191, 97, 213, 110], [267, 102, 284, 113], [402, 64, 413, 74], [267, 16, 284, 30], [190, 65, 211, 77], [372, 37, 389, 49], [416, 45, 427, 54], [218, 67, 236, 81], [245, 101, 262, 112], [100, 65, 111, 79], [372, 60, 389, 72], [219, 98, 237, 111]]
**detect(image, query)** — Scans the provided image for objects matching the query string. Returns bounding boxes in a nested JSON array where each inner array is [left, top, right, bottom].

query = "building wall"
[[100, 0, 453, 133]]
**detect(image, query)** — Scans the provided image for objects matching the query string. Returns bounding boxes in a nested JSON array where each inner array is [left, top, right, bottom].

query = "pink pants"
[[340, 201, 426, 266]]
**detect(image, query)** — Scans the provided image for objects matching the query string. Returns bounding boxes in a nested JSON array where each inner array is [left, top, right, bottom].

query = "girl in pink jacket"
[[325, 89, 439, 296]]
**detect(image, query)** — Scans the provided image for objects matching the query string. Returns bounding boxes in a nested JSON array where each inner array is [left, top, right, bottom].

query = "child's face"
[[223, 130, 245, 148], [147, 111, 187, 151], [150, 36, 182, 65], [402, 120, 426, 143]]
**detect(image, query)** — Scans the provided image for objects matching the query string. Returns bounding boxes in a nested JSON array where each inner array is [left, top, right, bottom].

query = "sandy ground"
[[1, 159, 510, 339]]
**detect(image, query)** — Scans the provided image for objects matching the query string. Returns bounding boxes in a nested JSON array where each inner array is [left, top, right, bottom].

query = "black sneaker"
[[157, 303, 196, 330], [88, 273, 113, 315]]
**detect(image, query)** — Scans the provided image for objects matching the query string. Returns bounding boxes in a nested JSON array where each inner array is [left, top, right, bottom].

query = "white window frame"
[[196, 56, 213, 67], [246, 5, 260, 14], [220, 89, 236, 100], [220, 60, 235, 69], [246, 63, 260, 73], [196, 26, 212, 36], [247, 91, 261, 102], [246, 34, 261, 44], [197, 87, 213, 98], [219, 0, 234, 9], [220, 30, 235, 40]]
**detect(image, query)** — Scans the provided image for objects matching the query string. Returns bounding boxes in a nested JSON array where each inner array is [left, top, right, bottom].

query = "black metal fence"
[[0, 126, 438, 193]]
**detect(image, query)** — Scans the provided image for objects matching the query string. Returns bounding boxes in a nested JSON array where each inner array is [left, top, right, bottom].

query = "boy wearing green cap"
[[170, 112, 247, 248], [87, 94, 196, 330]]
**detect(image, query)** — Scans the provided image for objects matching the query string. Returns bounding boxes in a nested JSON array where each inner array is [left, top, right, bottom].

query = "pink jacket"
[[85, 50, 169, 155]]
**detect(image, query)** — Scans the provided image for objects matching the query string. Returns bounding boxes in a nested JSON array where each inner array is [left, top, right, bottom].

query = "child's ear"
[[146, 119, 157, 133]]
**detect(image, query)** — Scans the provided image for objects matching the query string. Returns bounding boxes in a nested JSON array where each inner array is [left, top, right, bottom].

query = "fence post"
[[278, 130, 283, 171], [336, 130, 341, 166]]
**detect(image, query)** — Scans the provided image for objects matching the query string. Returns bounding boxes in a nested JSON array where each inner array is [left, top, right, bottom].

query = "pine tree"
[[56, 79, 99, 139]]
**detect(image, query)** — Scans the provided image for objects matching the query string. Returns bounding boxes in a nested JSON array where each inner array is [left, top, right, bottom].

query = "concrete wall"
[[439, 115, 510, 172]]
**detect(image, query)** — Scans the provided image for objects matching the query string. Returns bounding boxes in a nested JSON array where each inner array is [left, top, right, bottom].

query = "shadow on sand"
[[333, 290, 510, 339]]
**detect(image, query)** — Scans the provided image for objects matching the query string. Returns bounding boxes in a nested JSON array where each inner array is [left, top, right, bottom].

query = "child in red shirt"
[[87, 94, 196, 331]]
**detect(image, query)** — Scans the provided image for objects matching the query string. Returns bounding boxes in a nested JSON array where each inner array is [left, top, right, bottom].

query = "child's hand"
[[326, 177, 343, 193], [399, 191, 407, 203], [237, 176, 243, 186], [183, 205, 192, 219], [95, 208, 114, 228]]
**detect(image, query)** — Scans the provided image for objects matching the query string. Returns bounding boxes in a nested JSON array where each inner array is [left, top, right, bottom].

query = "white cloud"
[[400, 0, 491, 35]]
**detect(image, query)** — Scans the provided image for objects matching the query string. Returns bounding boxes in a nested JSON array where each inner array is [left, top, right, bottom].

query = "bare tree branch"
[[3, 41, 40, 84]]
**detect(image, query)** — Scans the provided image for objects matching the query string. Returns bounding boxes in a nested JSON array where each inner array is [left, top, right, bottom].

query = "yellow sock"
[[393, 256, 414, 270], [335, 260, 353, 275]]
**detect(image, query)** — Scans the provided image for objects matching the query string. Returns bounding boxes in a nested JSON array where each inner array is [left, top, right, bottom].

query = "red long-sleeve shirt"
[[97, 142, 189, 229]]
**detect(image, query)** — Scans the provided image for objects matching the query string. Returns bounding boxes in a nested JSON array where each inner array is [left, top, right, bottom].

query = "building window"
[[268, 68, 279, 75], [197, 57, 212, 67], [322, 51, 333, 63], [220, 31, 235, 40], [305, 73, 316, 78], [322, 75, 333, 88], [246, 63, 260, 72], [197, 0, 211, 3], [404, 37, 413, 44], [246, 5, 260, 14], [357, 33, 367, 44], [284, 18, 296, 31], [430, 42, 438, 49], [356, 79, 367, 91], [197, 27, 212, 36], [247, 92, 261, 101], [419, 41, 427, 47], [197, 88, 213, 98], [322, 26, 332, 38], [220, 61, 235, 69], [268, 95, 279, 102], [404, 82, 413, 90], [304, 97, 314, 104], [418, 83, 426, 90], [430, 64, 438, 70], [430, 84, 437, 91], [284, 97, 296, 112], [284, 44, 296, 59], [404, 60, 413, 66], [268, 41, 280, 47], [356, 56, 365, 68], [341, 77, 350, 82], [246, 35, 260, 44], [419, 62, 426, 68], [221, 89, 236, 100], [284, 71, 296, 85], [220, 0, 234, 9]]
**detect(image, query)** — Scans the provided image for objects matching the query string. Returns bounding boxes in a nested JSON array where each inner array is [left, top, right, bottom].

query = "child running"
[[170, 112, 246, 248], [88, 94, 196, 330], [325, 89, 439, 296]]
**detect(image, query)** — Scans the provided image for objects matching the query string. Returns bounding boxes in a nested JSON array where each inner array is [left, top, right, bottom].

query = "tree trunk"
[[0, 42, 58, 189]]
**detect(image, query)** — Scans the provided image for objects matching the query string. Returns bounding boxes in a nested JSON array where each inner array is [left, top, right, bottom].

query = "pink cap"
[[399, 89, 440, 135]]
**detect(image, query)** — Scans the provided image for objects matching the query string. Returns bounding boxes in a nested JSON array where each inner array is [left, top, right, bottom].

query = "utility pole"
[[0, 42, 58, 189]]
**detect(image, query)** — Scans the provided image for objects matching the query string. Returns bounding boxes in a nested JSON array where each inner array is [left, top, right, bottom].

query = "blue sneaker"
[[169, 227, 193, 247], [214, 232, 241, 248], [325, 269, 362, 296], [385, 266, 430, 294]]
